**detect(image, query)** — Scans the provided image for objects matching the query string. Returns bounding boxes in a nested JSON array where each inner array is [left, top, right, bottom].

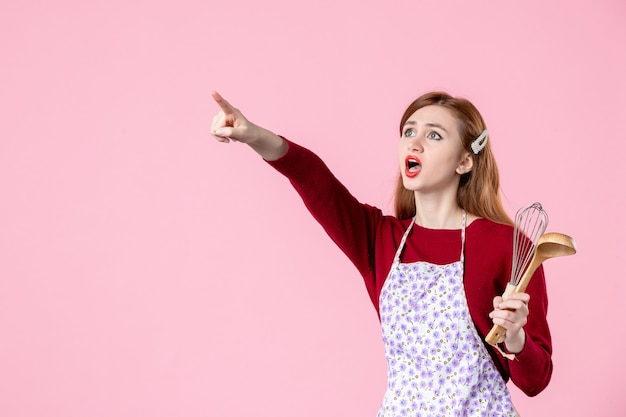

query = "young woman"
[[210, 90, 552, 416]]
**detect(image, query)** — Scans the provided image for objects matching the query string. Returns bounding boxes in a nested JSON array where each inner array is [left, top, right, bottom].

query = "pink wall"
[[1, 0, 624, 415]]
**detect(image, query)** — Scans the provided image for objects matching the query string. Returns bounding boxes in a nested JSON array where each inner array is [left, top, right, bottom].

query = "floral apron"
[[377, 212, 518, 417]]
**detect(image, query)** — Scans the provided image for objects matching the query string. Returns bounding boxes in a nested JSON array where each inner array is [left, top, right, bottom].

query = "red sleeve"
[[507, 265, 553, 396], [466, 221, 553, 396], [266, 138, 383, 289]]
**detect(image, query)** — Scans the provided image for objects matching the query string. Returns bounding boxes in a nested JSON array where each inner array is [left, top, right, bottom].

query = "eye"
[[403, 128, 416, 137], [427, 131, 443, 140]]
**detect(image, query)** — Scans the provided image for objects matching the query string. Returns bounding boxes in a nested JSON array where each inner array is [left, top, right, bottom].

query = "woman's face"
[[398, 105, 472, 195]]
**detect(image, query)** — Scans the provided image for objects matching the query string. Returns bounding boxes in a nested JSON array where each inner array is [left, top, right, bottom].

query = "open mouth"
[[405, 156, 421, 178]]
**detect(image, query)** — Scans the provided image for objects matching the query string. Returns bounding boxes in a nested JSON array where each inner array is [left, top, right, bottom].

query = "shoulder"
[[377, 212, 414, 239], [466, 218, 514, 255], [467, 217, 513, 239]]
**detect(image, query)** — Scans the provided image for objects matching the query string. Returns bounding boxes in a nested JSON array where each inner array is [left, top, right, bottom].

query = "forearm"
[[248, 128, 288, 161], [507, 269, 553, 395], [267, 138, 381, 277], [508, 335, 553, 396]]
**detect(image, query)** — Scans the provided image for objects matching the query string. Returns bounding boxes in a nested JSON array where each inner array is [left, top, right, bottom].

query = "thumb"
[[214, 125, 253, 143], [214, 126, 236, 139]]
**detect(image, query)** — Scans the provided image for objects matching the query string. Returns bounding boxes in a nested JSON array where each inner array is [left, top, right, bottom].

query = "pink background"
[[1, 0, 624, 416]]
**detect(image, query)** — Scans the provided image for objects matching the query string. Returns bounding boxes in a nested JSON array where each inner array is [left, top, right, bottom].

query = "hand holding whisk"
[[485, 203, 577, 352]]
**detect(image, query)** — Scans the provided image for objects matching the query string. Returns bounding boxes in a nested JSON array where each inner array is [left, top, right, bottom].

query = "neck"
[[413, 194, 464, 229]]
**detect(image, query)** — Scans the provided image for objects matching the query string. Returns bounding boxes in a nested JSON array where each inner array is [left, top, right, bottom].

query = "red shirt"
[[267, 139, 552, 396]]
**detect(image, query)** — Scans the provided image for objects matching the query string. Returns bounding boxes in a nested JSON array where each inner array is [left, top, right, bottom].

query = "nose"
[[407, 134, 423, 152]]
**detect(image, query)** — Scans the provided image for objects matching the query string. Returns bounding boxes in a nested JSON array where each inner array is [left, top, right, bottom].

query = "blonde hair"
[[394, 92, 512, 225]]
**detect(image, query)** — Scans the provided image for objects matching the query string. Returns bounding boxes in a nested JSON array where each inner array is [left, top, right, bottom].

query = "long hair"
[[394, 92, 512, 225]]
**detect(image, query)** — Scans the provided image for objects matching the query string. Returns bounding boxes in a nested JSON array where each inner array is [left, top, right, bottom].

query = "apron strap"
[[392, 218, 415, 264], [460, 210, 467, 264], [393, 210, 467, 265]]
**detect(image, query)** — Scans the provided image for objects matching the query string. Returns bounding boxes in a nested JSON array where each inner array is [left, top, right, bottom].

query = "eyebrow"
[[403, 120, 449, 133]]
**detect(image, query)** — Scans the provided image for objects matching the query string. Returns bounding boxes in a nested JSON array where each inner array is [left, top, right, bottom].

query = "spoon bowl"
[[515, 232, 577, 293]]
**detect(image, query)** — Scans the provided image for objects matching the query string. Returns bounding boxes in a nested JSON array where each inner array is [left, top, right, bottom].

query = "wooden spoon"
[[485, 232, 577, 346]]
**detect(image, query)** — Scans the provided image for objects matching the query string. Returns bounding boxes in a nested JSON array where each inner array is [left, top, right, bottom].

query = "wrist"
[[504, 329, 526, 354], [248, 129, 287, 161]]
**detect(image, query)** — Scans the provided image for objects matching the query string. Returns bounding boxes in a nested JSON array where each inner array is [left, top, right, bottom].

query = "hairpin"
[[471, 129, 489, 154]]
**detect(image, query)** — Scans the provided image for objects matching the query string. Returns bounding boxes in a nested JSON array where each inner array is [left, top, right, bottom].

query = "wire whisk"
[[486, 202, 576, 358], [510, 203, 549, 286], [485, 202, 549, 351]]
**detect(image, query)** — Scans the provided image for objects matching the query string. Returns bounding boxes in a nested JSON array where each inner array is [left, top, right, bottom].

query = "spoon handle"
[[513, 256, 544, 294]]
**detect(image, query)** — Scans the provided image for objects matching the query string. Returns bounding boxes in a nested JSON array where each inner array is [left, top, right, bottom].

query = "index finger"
[[505, 292, 530, 303], [211, 90, 236, 114]]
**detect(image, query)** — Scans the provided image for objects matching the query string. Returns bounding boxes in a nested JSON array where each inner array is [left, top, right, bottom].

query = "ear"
[[456, 152, 474, 175]]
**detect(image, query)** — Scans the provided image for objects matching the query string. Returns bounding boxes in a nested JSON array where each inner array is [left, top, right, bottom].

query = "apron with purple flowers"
[[377, 212, 518, 416]]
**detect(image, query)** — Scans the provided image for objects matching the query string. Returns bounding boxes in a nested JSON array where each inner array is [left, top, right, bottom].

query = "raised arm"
[[210, 91, 385, 294], [210, 91, 288, 161]]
